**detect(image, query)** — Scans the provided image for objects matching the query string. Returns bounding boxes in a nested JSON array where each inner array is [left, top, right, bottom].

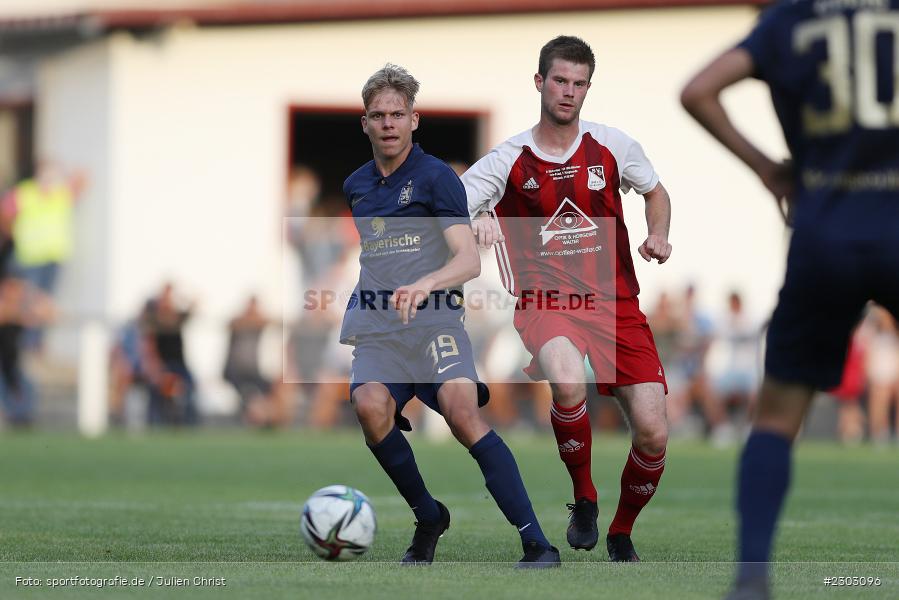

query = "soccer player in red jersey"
[[462, 36, 672, 562]]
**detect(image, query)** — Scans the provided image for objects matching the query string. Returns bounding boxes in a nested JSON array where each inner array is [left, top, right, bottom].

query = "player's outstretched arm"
[[390, 223, 480, 324], [638, 182, 672, 264], [680, 48, 794, 219]]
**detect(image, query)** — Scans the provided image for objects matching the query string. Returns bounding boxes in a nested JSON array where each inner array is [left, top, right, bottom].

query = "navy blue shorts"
[[349, 322, 489, 430], [766, 224, 899, 389]]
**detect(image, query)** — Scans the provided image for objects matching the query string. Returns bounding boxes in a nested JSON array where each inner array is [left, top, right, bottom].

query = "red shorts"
[[513, 296, 667, 396]]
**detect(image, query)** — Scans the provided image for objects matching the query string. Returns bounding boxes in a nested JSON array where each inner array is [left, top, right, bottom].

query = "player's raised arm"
[[637, 182, 672, 264], [680, 48, 794, 218]]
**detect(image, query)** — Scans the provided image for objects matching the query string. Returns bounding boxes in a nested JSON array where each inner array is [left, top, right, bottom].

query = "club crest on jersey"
[[539, 198, 599, 245], [587, 165, 606, 191], [398, 179, 414, 205]]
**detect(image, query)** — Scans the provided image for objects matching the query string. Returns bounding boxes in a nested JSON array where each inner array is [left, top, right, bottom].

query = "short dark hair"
[[538, 36, 596, 80]]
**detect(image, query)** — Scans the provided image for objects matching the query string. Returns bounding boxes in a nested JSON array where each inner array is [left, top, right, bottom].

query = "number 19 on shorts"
[[427, 335, 459, 366]]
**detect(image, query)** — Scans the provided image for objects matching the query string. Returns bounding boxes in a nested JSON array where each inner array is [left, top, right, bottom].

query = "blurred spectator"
[[0, 231, 14, 282], [108, 300, 153, 426], [865, 305, 899, 446], [678, 285, 726, 442], [142, 283, 198, 426], [1, 159, 85, 350], [830, 323, 868, 445], [649, 291, 690, 430], [286, 165, 352, 289], [284, 165, 359, 421], [224, 295, 291, 428], [709, 291, 760, 415], [0, 278, 54, 426], [658, 285, 731, 443], [301, 249, 357, 428], [648, 291, 682, 377]]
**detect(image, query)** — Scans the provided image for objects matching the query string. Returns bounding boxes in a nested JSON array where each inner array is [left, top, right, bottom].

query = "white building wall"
[[105, 6, 785, 318], [36, 6, 785, 411]]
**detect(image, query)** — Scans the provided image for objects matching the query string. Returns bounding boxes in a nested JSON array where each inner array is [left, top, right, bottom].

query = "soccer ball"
[[300, 485, 377, 561]]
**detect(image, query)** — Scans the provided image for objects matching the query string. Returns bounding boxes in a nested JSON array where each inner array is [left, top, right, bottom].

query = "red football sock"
[[609, 445, 666, 536], [550, 399, 597, 502]]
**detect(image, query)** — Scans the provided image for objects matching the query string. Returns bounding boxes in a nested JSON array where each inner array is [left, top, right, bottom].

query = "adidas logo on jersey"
[[628, 482, 656, 496], [558, 439, 585, 453], [522, 177, 539, 190]]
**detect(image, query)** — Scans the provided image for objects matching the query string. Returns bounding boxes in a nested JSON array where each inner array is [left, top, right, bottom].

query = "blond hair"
[[362, 63, 420, 109]]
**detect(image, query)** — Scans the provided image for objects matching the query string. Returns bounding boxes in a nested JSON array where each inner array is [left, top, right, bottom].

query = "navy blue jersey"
[[740, 0, 899, 233], [339, 144, 470, 343]]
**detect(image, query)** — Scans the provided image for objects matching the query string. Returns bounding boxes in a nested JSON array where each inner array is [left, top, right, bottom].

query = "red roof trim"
[[0, 0, 769, 32]]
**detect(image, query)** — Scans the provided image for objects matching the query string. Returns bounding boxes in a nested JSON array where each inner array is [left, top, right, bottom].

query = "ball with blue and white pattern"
[[300, 485, 377, 561]]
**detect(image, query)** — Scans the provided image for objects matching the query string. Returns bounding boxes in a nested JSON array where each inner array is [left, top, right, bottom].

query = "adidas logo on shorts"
[[558, 439, 585, 453], [522, 177, 539, 190]]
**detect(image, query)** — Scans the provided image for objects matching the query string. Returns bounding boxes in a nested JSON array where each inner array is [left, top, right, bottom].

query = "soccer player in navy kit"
[[682, 1, 899, 598], [341, 64, 559, 567]]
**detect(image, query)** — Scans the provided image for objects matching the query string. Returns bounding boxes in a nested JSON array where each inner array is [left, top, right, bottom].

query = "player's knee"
[[351, 386, 392, 428], [633, 428, 668, 456], [550, 381, 586, 406]]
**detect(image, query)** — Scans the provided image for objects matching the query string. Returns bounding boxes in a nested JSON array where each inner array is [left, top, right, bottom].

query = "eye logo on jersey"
[[587, 165, 606, 191], [371, 217, 386, 237], [554, 212, 584, 229], [539, 198, 599, 245], [398, 179, 414, 205]]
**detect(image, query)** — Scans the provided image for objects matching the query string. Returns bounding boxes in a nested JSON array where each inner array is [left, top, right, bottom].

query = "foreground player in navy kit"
[[682, 1, 899, 598], [341, 64, 559, 567]]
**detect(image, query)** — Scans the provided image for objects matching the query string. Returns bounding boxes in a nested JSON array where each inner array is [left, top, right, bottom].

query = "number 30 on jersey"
[[797, 11, 899, 133]]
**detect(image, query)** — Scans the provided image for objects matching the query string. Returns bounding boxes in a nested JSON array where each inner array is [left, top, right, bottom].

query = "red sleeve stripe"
[[490, 210, 516, 296]]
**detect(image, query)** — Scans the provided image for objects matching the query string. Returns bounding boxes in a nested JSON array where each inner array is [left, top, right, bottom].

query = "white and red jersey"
[[462, 120, 659, 300]]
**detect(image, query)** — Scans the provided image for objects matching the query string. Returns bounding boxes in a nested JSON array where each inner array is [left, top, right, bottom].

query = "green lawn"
[[0, 431, 896, 598]]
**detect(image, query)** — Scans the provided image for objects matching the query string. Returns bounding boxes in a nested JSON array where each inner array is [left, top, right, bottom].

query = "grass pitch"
[[1, 430, 897, 599]]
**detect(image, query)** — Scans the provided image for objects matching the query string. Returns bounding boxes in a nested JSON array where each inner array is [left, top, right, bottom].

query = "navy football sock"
[[470, 430, 550, 548], [736, 430, 792, 585], [368, 426, 440, 524]]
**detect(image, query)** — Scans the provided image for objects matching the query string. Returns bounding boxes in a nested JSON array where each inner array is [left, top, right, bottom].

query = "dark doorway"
[[288, 108, 485, 204], [0, 102, 34, 190]]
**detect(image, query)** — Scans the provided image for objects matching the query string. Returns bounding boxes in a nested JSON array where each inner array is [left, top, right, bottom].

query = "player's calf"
[[438, 379, 490, 448]]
